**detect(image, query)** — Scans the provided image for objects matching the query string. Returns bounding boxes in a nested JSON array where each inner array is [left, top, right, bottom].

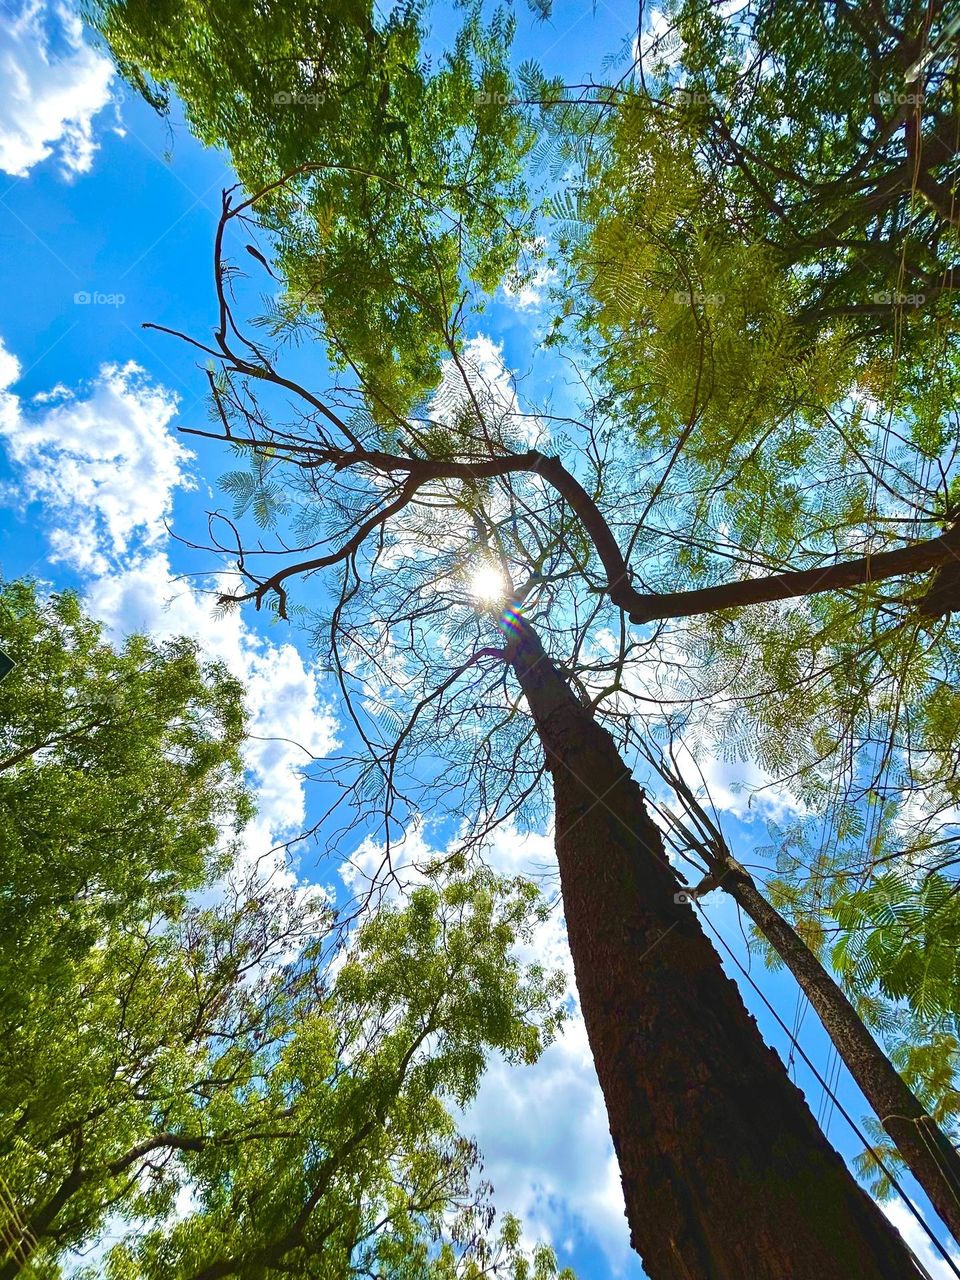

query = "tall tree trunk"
[[707, 854, 960, 1246], [506, 620, 919, 1280]]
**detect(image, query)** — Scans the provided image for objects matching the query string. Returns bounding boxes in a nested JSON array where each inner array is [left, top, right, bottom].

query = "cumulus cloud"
[[0, 1, 116, 179], [0, 350, 191, 574], [432, 333, 548, 451], [467, 824, 635, 1268], [502, 239, 557, 311], [84, 550, 339, 843], [470, 1013, 632, 1270], [0, 335, 338, 854], [584, 627, 808, 824], [636, 8, 683, 68], [666, 735, 807, 824]]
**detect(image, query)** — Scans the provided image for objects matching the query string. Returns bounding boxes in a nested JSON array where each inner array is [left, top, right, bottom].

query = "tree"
[[3, 866, 567, 1279], [641, 735, 960, 1252], [85, 0, 960, 1270], [560, 0, 960, 441], [0, 578, 250, 1016], [0, 583, 568, 1280], [109, 185, 937, 1277], [540, 0, 960, 815], [533, 1, 960, 1231], [523, 0, 960, 1159], [643, 0, 960, 336], [504, 616, 917, 1278]]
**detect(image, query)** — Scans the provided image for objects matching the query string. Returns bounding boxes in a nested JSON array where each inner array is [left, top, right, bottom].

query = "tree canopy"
[[0, 579, 251, 1013], [88, 0, 537, 416]]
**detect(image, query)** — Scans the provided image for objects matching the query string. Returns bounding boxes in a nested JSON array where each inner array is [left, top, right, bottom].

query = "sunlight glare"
[[469, 564, 506, 605]]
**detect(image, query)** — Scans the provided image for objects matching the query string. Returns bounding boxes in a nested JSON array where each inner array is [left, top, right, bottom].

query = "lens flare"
[[499, 603, 525, 636]]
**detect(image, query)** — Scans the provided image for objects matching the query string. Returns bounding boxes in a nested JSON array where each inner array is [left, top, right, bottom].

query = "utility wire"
[[698, 903, 957, 1280]]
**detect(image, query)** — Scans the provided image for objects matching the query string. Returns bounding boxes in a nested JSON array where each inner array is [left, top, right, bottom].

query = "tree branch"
[[625, 526, 960, 624], [324, 448, 960, 624]]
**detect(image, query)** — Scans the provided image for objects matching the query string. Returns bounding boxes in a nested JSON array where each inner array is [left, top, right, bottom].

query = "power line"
[[698, 903, 957, 1280]]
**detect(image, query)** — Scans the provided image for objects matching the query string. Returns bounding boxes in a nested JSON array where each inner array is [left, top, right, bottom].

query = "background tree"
[[639, 733, 960, 1250], [0, 578, 250, 1015], [558, 0, 960, 435], [0, 583, 567, 1280], [86, 0, 538, 417]]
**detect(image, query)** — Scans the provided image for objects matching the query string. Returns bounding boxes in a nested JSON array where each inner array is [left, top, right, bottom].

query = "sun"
[[469, 563, 506, 605]]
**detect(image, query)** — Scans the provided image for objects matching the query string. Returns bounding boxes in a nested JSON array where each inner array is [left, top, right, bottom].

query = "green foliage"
[[852, 1023, 960, 1201], [755, 806, 960, 1167], [0, 583, 566, 1279], [68, 871, 563, 1280], [72, 0, 960, 1235], [0, 578, 251, 1015], [524, 2, 960, 865], [831, 871, 960, 1020], [571, 98, 861, 445], [568, 0, 960, 433], [86, 0, 536, 418]]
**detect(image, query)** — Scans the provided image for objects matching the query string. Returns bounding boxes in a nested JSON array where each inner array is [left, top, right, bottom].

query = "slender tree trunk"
[[0, 1166, 86, 1280], [507, 620, 919, 1279], [707, 855, 960, 1246]]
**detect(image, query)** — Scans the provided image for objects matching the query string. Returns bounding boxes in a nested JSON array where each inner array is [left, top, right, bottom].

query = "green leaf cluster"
[[86, 0, 537, 418]]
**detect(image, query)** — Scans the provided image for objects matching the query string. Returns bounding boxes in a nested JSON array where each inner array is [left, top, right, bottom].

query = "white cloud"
[[432, 334, 548, 450], [0, 1, 116, 179], [882, 1200, 960, 1279], [432, 334, 517, 424], [671, 735, 807, 824], [636, 9, 683, 69], [470, 823, 634, 1268], [0, 335, 339, 857], [0, 350, 191, 574], [587, 627, 807, 823], [84, 550, 339, 842], [502, 240, 557, 311], [340, 819, 436, 900], [469, 1013, 633, 1270], [469, 892, 633, 1268]]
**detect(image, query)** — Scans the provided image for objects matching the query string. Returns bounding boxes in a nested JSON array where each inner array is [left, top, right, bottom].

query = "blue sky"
[[0, 2, 957, 1276]]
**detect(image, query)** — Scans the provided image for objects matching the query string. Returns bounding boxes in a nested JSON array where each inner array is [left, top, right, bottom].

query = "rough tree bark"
[[505, 618, 920, 1279]]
